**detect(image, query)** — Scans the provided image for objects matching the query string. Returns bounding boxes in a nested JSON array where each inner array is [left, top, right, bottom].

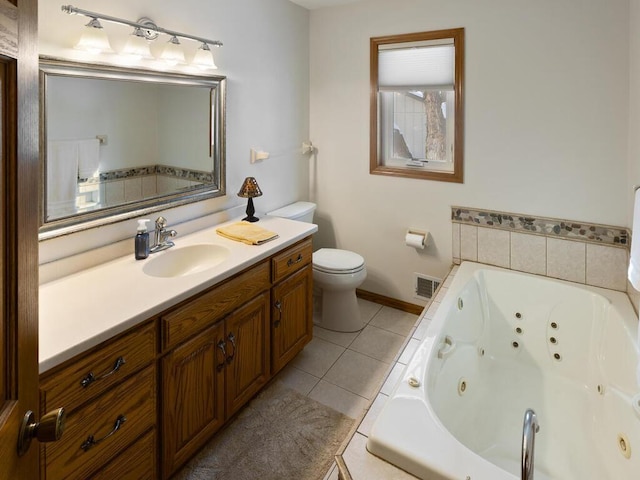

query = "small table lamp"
[[237, 177, 263, 222]]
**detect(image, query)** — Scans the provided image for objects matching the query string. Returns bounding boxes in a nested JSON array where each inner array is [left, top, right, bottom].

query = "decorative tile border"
[[452, 206, 629, 248], [156, 165, 213, 183], [97, 165, 213, 183], [97, 165, 155, 181]]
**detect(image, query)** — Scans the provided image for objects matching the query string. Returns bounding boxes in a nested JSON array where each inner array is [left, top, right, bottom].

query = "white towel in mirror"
[[77, 138, 100, 179]]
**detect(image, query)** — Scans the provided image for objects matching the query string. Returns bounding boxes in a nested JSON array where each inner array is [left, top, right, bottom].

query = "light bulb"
[[75, 18, 113, 54], [192, 43, 218, 70], [123, 27, 152, 60], [161, 36, 185, 66]]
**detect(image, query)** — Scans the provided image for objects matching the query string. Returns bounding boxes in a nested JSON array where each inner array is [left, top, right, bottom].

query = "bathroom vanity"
[[38, 217, 316, 479]]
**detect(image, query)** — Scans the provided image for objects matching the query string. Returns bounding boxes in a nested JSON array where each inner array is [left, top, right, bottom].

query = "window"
[[370, 28, 464, 182]]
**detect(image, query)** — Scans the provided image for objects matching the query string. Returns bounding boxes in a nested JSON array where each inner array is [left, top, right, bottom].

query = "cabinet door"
[[161, 322, 225, 478], [224, 293, 270, 418], [271, 266, 313, 375]]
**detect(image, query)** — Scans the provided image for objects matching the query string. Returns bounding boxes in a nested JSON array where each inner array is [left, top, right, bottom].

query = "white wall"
[[629, 0, 640, 312], [47, 77, 161, 171], [310, 0, 631, 304], [631, 0, 640, 222], [38, 0, 310, 263], [157, 85, 211, 171]]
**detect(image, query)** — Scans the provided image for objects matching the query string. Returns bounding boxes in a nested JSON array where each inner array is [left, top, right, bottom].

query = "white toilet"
[[268, 202, 367, 332]]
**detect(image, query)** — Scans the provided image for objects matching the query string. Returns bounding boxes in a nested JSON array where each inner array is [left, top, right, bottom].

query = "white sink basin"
[[142, 244, 231, 278]]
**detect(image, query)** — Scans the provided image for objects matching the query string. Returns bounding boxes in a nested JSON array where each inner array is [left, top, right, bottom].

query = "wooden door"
[[224, 293, 270, 417], [271, 266, 313, 375], [161, 322, 226, 478], [0, 0, 41, 479]]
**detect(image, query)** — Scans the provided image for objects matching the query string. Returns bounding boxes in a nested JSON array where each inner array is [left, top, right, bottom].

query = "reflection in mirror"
[[370, 28, 464, 183], [39, 58, 226, 239]]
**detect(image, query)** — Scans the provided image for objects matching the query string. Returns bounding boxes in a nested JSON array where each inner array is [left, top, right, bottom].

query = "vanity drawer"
[[40, 321, 156, 413], [91, 428, 157, 480], [162, 260, 270, 350], [271, 238, 312, 283], [42, 365, 156, 480]]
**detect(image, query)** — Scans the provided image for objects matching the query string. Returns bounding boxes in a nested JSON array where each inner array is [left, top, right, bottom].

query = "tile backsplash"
[[452, 206, 630, 292]]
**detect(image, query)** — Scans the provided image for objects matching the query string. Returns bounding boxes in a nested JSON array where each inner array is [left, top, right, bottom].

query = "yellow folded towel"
[[216, 221, 279, 245]]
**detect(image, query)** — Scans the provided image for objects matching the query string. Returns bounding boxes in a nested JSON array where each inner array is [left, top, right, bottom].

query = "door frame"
[[0, 0, 41, 478]]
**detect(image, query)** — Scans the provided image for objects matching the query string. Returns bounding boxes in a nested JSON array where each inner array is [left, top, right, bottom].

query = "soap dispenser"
[[135, 219, 150, 260]]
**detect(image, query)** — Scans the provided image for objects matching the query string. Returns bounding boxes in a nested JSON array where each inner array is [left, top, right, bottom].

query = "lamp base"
[[242, 197, 259, 222]]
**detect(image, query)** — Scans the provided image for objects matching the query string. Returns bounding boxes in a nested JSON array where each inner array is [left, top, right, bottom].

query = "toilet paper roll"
[[405, 232, 426, 249]]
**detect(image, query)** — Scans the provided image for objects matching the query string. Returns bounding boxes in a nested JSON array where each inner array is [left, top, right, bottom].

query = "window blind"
[[378, 43, 454, 90]]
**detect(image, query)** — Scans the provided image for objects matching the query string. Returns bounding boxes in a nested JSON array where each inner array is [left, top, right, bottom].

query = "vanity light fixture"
[[161, 36, 186, 66], [192, 43, 218, 70], [237, 177, 263, 223], [75, 17, 113, 54], [62, 5, 223, 67], [122, 27, 153, 60]]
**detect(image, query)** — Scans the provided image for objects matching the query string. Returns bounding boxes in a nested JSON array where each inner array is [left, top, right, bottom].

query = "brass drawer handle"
[[216, 340, 226, 372], [226, 333, 236, 364], [286, 254, 303, 267], [80, 415, 126, 452], [80, 356, 126, 388]]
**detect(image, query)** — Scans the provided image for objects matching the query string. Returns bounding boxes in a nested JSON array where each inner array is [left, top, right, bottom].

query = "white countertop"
[[39, 216, 317, 373]]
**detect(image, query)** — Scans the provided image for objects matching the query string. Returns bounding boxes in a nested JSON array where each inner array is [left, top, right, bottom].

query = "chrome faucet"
[[150, 216, 177, 253], [521, 408, 540, 480]]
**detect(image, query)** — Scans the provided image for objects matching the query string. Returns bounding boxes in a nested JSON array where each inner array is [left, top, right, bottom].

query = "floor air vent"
[[414, 273, 441, 300]]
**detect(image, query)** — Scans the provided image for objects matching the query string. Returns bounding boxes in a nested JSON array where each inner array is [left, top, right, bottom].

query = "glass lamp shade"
[[161, 36, 185, 66], [123, 28, 152, 60], [238, 177, 262, 222], [237, 177, 263, 198], [75, 18, 113, 54], [192, 43, 218, 70]]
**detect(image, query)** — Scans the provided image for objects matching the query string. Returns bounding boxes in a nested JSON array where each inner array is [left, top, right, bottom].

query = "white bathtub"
[[368, 262, 640, 480]]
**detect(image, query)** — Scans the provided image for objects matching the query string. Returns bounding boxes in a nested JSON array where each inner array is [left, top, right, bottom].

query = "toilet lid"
[[313, 248, 365, 274]]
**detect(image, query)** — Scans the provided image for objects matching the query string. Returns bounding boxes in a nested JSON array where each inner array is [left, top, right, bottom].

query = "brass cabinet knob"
[[17, 408, 65, 456]]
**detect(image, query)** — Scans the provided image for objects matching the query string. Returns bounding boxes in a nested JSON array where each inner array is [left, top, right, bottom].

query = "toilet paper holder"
[[405, 228, 430, 249]]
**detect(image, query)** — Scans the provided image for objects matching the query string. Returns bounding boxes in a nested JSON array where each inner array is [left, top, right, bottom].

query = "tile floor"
[[277, 298, 418, 419], [274, 298, 421, 480], [331, 267, 454, 480]]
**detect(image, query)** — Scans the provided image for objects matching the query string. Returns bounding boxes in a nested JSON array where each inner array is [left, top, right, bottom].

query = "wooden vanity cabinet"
[[40, 235, 313, 480], [160, 292, 271, 477], [271, 238, 313, 375], [160, 263, 272, 478], [160, 240, 313, 478], [39, 321, 157, 480]]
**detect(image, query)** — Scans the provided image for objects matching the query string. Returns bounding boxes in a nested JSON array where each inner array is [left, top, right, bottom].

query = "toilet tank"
[[268, 202, 316, 223]]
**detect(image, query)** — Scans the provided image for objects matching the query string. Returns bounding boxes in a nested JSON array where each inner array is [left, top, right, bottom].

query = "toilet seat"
[[313, 248, 365, 275]]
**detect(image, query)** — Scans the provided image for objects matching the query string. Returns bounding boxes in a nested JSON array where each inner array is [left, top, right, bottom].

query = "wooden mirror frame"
[[370, 28, 464, 183]]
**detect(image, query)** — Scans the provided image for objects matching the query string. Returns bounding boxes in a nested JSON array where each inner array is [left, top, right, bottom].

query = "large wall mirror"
[[370, 28, 464, 183], [39, 58, 226, 239]]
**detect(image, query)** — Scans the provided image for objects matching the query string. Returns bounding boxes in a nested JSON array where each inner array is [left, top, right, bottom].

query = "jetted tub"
[[368, 262, 640, 480]]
